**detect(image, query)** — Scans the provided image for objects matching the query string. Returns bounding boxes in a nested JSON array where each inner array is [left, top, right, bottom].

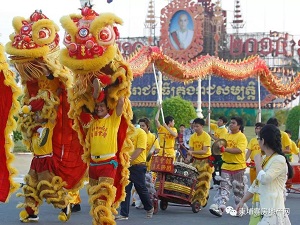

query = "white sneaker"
[[209, 204, 223, 217]]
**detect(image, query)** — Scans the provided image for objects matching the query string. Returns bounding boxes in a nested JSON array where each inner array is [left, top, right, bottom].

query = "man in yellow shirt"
[[117, 115, 154, 220], [186, 118, 213, 207], [206, 115, 228, 141], [285, 130, 300, 163], [209, 116, 248, 217], [155, 104, 178, 160], [86, 97, 124, 225], [266, 118, 291, 155], [132, 118, 160, 209], [18, 94, 71, 223], [206, 115, 228, 187], [246, 122, 265, 184], [138, 118, 160, 171]]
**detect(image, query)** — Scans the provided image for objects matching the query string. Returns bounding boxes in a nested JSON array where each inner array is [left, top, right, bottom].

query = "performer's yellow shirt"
[[88, 110, 121, 161], [189, 131, 211, 159], [210, 123, 228, 139], [146, 132, 160, 170], [130, 127, 147, 165], [32, 122, 55, 155], [290, 140, 299, 162], [157, 126, 177, 157], [221, 131, 247, 171], [281, 131, 291, 151], [291, 140, 299, 154], [247, 137, 261, 161]]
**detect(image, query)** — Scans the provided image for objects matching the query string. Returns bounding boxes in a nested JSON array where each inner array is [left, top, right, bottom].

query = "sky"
[[1, 0, 300, 44], [0, 0, 299, 106]]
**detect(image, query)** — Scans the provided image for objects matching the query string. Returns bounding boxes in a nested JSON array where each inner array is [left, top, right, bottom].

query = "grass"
[[13, 140, 29, 153], [243, 126, 256, 142]]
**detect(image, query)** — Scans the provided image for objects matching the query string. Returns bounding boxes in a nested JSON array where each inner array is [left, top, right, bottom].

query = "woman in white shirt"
[[236, 124, 293, 225]]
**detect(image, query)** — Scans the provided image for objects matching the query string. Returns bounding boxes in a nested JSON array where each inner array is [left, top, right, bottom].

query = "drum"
[[156, 162, 198, 200], [287, 163, 300, 184]]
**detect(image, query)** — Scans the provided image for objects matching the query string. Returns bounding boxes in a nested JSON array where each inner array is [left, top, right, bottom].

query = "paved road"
[[1, 153, 299, 225]]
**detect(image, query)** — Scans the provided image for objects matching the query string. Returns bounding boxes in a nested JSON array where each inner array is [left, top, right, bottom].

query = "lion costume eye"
[[38, 28, 51, 39], [98, 28, 113, 42]]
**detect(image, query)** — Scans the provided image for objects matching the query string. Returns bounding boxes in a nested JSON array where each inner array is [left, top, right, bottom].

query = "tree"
[[155, 96, 198, 129], [286, 105, 300, 141]]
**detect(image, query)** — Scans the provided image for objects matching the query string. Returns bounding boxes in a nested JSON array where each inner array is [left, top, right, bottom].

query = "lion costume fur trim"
[[0, 44, 22, 202], [192, 160, 214, 205], [87, 181, 117, 225], [16, 174, 70, 213], [18, 90, 59, 150]]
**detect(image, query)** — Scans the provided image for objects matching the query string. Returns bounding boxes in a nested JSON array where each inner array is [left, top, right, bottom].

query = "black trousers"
[[212, 155, 222, 185]]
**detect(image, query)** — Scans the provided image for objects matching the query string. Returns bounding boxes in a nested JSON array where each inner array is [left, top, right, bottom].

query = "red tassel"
[[98, 75, 112, 85], [96, 91, 106, 102], [30, 99, 45, 112], [79, 112, 93, 126]]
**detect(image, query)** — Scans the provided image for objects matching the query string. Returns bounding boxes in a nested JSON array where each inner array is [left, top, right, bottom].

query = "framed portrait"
[[160, 0, 204, 62], [169, 10, 194, 50]]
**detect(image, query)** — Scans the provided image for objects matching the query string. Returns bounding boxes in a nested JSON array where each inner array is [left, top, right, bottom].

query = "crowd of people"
[[114, 108, 295, 225]]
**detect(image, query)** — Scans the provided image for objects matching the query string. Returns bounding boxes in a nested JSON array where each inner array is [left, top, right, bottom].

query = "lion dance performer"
[[5, 10, 87, 222], [59, 3, 134, 225], [0, 44, 21, 203], [185, 118, 214, 208]]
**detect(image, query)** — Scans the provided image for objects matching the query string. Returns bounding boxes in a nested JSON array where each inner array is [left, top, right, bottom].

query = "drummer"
[[206, 114, 228, 141], [155, 104, 178, 160], [205, 114, 228, 188], [209, 116, 248, 217], [185, 118, 213, 208], [245, 122, 265, 184]]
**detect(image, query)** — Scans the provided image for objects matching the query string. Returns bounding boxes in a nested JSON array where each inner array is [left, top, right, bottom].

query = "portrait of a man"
[[169, 11, 194, 50]]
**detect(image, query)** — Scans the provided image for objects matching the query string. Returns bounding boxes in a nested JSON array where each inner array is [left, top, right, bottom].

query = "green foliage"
[[12, 115, 23, 142], [261, 110, 273, 123], [13, 130, 23, 142], [286, 106, 300, 141], [133, 108, 150, 121], [274, 109, 289, 126], [156, 96, 197, 129]]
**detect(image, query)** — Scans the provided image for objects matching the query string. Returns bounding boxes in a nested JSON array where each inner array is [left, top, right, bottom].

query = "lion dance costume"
[[0, 44, 21, 203], [59, 4, 133, 225], [192, 158, 214, 207], [5, 10, 87, 222]]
